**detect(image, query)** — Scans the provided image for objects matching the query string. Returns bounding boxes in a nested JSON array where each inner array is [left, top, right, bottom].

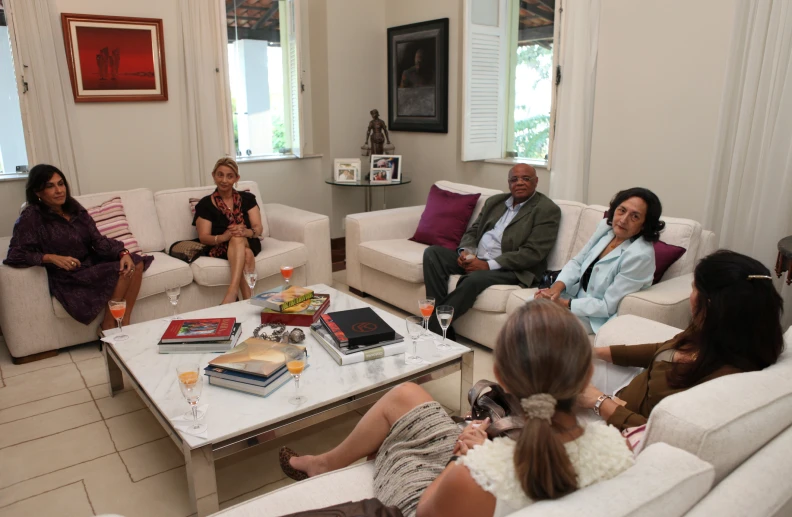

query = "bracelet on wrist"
[[118, 249, 130, 259], [592, 394, 612, 416]]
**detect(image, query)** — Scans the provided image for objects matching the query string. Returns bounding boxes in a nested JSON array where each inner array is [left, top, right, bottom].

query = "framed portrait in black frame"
[[387, 18, 449, 133]]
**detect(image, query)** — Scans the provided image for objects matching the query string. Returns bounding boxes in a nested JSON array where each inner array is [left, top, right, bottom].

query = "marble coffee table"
[[102, 284, 473, 516]]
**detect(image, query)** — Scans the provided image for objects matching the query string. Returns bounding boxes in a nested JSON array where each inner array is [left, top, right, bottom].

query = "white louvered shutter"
[[462, 0, 509, 161], [282, 0, 304, 157]]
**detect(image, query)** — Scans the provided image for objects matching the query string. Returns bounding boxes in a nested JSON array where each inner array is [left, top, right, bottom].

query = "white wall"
[[588, 0, 738, 220]]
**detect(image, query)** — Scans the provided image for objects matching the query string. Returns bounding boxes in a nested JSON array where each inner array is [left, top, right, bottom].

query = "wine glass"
[[108, 300, 128, 341], [165, 286, 181, 319], [435, 305, 454, 350], [280, 265, 294, 287], [176, 365, 207, 433], [244, 265, 258, 296], [285, 347, 307, 405], [418, 297, 435, 337], [405, 316, 424, 365]]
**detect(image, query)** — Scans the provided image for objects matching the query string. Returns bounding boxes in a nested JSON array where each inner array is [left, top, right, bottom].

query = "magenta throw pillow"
[[410, 185, 481, 250], [653, 241, 686, 284]]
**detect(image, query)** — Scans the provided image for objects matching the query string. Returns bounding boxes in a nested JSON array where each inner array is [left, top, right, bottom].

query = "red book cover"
[[161, 318, 236, 343], [260, 294, 330, 327], [320, 313, 348, 346]]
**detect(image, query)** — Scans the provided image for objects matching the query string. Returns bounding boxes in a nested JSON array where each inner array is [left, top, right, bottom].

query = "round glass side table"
[[325, 177, 412, 211]]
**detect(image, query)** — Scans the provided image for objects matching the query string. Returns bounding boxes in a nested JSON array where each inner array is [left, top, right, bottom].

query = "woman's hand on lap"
[[119, 255, 135, 277], [44, 254, 81, 271], [454, 418, 490, 455]]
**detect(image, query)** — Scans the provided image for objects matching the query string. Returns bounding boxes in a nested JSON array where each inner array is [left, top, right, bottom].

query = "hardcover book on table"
[[320, 307, 396, 348], [158, 322, 242, 353], [208, 338, 303, 378], [161, 318, 236, 343], [260, 294, 330, 326], [250, 286, 314, 312], [310, 323, 405, 365]]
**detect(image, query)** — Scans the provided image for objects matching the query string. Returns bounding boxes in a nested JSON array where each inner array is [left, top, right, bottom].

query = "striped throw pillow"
[[86, 197, 143, 254]]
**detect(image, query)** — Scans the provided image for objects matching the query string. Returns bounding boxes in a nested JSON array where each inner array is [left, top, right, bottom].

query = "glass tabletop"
[[325, 177, 411, 187]]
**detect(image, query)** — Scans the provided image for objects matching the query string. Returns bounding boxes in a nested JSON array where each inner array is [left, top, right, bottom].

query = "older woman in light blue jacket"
[[535, 188, 664, 334]]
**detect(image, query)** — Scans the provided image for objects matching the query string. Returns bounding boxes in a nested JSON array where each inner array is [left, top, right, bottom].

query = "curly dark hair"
[[606, 187, 665, 242], [25, 164, 80, 215], [667, 250, 784, 388]]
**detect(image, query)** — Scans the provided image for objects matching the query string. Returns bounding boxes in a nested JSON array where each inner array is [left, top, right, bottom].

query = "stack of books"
[[204, 338, 306, 397], [310, 307, 405, 365], [251, 286, 331, 327], [158, 318, 242, 354]]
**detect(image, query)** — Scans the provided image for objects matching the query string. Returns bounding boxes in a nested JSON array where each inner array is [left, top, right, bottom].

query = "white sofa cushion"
[[571, 205, 608, 257], [154, 181, 268, 250], [435, 180, 502, 229], [358, 239, 426, 284], [686, 424, 792, 517], [189, 237, 307, 287], [75, 188, 166, 253], [215, 461, 375, 517], [515, 443, 713, 517], [546, 200, 586, 270], [644, 370, 792, 483]]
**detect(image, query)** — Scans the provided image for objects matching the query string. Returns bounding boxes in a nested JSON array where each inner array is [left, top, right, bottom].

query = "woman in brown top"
[[578, 250, 784, 430]]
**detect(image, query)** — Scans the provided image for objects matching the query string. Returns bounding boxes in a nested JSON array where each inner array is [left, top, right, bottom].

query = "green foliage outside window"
[[513, 43, 552, 160]]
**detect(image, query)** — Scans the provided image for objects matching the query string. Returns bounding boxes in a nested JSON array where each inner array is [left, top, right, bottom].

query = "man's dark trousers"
[[423, 245, 518, 336]]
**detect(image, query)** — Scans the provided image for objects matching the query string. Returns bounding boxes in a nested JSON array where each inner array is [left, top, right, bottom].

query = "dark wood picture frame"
[[61, 13, 168, 103], [387, 18, 449, 133]]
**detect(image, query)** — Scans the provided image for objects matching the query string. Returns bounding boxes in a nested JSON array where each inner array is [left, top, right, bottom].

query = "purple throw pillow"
[[653, 240, 686, 284], [410, 185, 481, 250]]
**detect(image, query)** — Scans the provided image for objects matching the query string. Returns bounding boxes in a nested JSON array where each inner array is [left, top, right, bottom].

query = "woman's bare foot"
[[289, 454, 331, 478]]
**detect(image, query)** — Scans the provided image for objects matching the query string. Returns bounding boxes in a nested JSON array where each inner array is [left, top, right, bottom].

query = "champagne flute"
[[418, 297, 435, 338], [108, 300, 128, 341], [286, 348, 307, 405], [280, 265, 293, 287], [435, 305, 454, 350], [176, 365, 207, 433], [165, 286, 181, 319], [244, 265, 258, 297], [405, 316, 424, 365]]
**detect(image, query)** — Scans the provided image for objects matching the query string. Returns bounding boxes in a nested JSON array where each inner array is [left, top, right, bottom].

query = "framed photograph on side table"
[[61, 13, 168, 102], [370, 154, 402, 182], [334, 158, 361, 183], [370, 169, 392, 184]]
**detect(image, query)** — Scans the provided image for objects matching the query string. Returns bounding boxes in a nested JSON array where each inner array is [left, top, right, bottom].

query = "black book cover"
[[323, 307, 395, 347]]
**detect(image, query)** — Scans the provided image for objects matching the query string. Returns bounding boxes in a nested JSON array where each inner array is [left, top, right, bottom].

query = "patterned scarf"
[[209, 189, 244, 258]]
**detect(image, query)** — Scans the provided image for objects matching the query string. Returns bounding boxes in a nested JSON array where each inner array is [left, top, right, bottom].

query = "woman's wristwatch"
[[593, 394, 612, 416]]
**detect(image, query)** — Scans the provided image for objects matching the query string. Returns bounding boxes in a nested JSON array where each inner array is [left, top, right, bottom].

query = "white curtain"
[[6, 0, 80, 193], [548, 0, 601, 202], [180, 0, 235, 187], [702, 0, 792, 330]]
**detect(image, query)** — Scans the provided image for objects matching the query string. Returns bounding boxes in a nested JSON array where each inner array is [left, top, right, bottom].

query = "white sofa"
[[211, 320, 792, 517], [0, 181, 332, 361], [346, 181, 717, 349]]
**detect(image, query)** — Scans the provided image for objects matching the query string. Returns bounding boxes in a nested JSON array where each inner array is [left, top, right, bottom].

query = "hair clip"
[[747, 275, 773, 280]]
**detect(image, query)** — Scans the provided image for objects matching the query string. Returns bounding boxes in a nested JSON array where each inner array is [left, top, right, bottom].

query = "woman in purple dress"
[[3, 165, 153, 333]]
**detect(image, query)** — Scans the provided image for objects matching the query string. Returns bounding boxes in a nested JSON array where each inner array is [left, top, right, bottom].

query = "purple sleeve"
[[83, 212, 124, 260], [3, 209, 44, 267]]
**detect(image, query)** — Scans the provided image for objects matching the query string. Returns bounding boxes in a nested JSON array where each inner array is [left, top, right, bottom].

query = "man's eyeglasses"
[[508, 176, 537, 184]]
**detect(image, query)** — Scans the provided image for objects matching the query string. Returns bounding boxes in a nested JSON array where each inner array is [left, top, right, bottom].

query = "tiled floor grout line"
[[0, 398, 95, 425], [0, 479, 86, 510], [81, 478, 97, 516], [0, 451, 118, 493], [105, 406, 150, 423], [1, 361, 83, 380], [132, 463, 184, 483], [117, 435, 171, 454], [0, 417, 105, 451], [0, 387, 88, 411]]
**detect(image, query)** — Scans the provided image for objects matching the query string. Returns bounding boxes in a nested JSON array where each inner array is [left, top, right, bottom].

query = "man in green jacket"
[[424, 164, 561, 339]]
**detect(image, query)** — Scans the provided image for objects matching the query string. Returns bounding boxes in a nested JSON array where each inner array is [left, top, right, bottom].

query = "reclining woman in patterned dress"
[[279, 300, 635, 517]]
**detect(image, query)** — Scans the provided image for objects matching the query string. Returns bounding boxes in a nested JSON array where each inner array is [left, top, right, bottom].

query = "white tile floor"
[[0, 271, 495, 517]]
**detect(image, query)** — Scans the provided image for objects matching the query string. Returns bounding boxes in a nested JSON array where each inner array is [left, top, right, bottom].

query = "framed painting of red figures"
[[61, 13, 168, 102]]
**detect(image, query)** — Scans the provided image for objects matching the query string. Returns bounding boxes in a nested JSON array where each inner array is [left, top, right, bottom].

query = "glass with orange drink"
[[418, 297, 435, 337], [108, 300, 129, 341], [176, 365, 207, 433], [285, 347, 307, 405], [280, 265, 294, 286]]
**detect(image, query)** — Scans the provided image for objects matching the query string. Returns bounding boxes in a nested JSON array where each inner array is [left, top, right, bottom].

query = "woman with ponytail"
[[582, 250, 784, 431], [278, 300, 634, 517]]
